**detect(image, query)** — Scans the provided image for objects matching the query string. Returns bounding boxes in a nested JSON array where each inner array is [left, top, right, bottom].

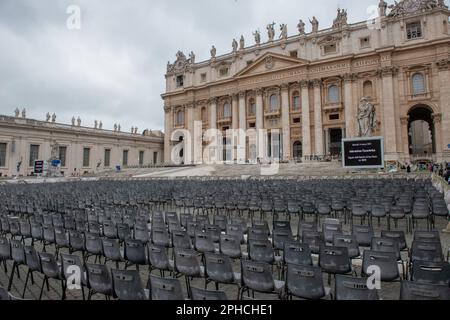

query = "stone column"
[[210, 98, 217, 130], [324, 128, 330, 156], [312, 79, 324, 156], [186, 104, 195, 164], [433, 113, 443, 162], [400, 116, 410, 163], [238, 92, 247, 163], [232, 94, 239, 131], [437, 60, 450, 161], [344, 74, 356, 138], [281, 83, 291, 161], [381, 67, 398, 159], [256, 89, 265, 159], [300, 80, 311, 159], [164, 106, 172, 164]]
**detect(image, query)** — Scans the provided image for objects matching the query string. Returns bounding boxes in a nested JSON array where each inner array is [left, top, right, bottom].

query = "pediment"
[[235, 52, 309, 78]]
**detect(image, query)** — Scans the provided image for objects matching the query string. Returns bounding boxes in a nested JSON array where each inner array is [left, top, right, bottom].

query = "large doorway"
[[293, 141, 302, 160], [329, 128, 343, 157], [267, 131, 282, 161], [408, 105, 435, 157]]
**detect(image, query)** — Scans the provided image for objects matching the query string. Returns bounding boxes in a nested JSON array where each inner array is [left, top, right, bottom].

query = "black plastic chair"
[[102, 238, 124, 269], [124, 239, 147, 270], [352, 225, 374, 248], [204, 252, 240, 291], [318, 246, 353, 283], [219, 234, 242, 259], [172, 230, 192, 249], [148, 244, 173, 277], [362, 250, 400, 282], [283, 242, 313, 267], [239, 259, 284, 300], [173, 248, 204, 298], [191, 287, 228, 300], [22, 245, 42, 298], [86, 263, 114, 300], [60, 253, 87, 300], [7, 239, 26, 292], [194, 231, 216, 254], [285, 264, 330, 300], [147, 274, 184, 300], [0, 237, 11, 273], [112, 269, 148, 300], [38, 252, 66, 300], [400, 281, 450, 300], [85, 232, 104, 264], [334, 275, 379, 300], [333, 234, 360, 259], [411, 260, 450, 286]]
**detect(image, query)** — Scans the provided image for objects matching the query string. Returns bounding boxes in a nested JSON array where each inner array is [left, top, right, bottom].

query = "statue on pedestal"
[[71, 116, 76, 126], [134, 127, 138, 134], [131, 126, 134, 133], [279, 24, 288, 39], [310, 16, 319, 33], [210, 45, 217, 59], [253, 30, 261, 45], [297, 20, 306, 35], [379, 0, 388, 17], [51, 113, 56, 123], [14, 108, 20, 118], [189, 51, 195, 64], [232, 39, 238, 52], [357, 97, 376, 137], [114, 123, 118, 132], [267, 22, 276, 42], [118, 124, 121, 132], [239, 35, 245, 50], [94, 120, 98, 129], [46, 112, 51, 122], [21, 108, 26, 118], [99, 121, 103, 129], [77, 117, 81, 126]]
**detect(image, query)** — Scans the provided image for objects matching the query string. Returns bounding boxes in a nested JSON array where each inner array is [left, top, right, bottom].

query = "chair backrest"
[[0, 237, 11, 260], [86, 263, 113, 296], [117, 223, 131, 241], [124, 239, 147, 265], [241, 260, 274, 293], [352, 225, 374, 247], [61, 253, 86, 284], [148, 245, 170, 271], [371, 237, 400, 260], [411, 241, 444, 263], [273, 229, 294, 250], [335, 275, 379, 300], [319, 246, 351, 274], [219, 234, 242, 259], [400, 281, 450, 300], [68, 230, 85, 251], [362, 250, 399, 282], [411, 260, 450, 286], [85, 232, 103, 255], [248, 240, 275, 264], [10, 239, 25, 264], [148, 275, 184, 300], [381, 231, 407, 251], [322, 222, 342, 243], [174, 248, 202, 277], [283, 242, 312, 266], [24, 246, 41, 272], [204, 253, 234, 284], [102, 238, 122, 261], [191, 287, 227, 300], [333, 234, 360, 259], [151, 227, 170, 247], [286, 263, 325, 300], [194, 231, 215, 253], [112, 269, 147, 300], [414, 231, 441, 243], [39, 252, 60, 279]]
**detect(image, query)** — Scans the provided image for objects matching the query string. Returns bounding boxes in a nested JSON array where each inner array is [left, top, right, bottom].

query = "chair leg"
[[39, 276, 47, 300], [22, 269, 31, 298], [7, 262, 17, 291]]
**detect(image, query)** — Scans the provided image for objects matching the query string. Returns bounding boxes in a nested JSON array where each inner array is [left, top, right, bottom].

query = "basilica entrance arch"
[[407, 105, 435, 159]]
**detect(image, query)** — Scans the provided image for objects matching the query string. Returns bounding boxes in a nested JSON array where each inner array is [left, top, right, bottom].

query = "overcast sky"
[[0, 0, 385, 132]]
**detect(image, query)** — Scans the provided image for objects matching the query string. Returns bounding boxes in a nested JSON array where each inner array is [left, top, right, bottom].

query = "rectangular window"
[[219, 67, 229, 77], [407, 22, 422, 39], [29, 145, 39, 167], [83, 148, 90, 167], [0, 143, 6, 167], [139, 151, 144, 166], [360, 37, 370, 48], [176, 75, 184, 87], [104, 149, 111, 167], [153, 152, 158, 164], [329, 114, 340, 120], [246, 60, 253, 66], [293, 117, 301, 124], [290, 51, 298, 58], [249, 122, 256, 128], [200, 73, 206, 82], [123, 150, 129, 166], [324, 44, 337, 54], [58, 146, 67, 167]]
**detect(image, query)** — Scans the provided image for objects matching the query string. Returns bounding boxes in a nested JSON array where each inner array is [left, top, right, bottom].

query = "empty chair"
[[173, 248, 204, 298], [117, 223, 132, 242], [148, 244, 173, 276], [362, 250, 400, 282], [248, 240, 276, 265], [219, 234, 242, 259], [285, 264, 330, 300], [60, 253, 87, 300], [191, 287, 228, 300], [226, 224, 245, 244], [124, 239, 147, 270], [172, 230, 192, 249], [86, 263, 114, 300], [68, 230, 86, 257], [151, 227, 171, 248], [381, 230, 407, 251], [297, 221, 317, 240], [38, 252, 66, 300], [410, 241, 444, 264], [85, 232, 103, 263], [248, 227, 269, 242], [30, 222, 44, 246], [411, 260, 450, 286], [400, 281, 450, 300], [239, 260, 284, 300], [102, 238, 124, 269], [102, 221, 117, 239], [194, 231, 216, 254], [42, 224, 56, 251], [302, 230, 324, 255], [147, 274, 184, 300], [7, 240, 26, 292], [204, 253, 240, 290], [414, 230, 440, 243], [8, 217, 21, 239], [273, 229, 295, 251], [55, 227, 70, 256], [213, 215, 227, 232], [370, 204, 388, 227], [88, 222, 101, 235], [112, 269, 147, 300], [19, 218, 32, 243], [352, 225, 374, 247], [322, 220, 342, 244], [133, 222, 150, 244], [283, 242, 313, 267], [335, 275, 379, 300], [22, 245, 42, 298], [388, 206, 407, 232], [0, 237, 10, 273], [319, 246, 352, 282], [333, 234, 360, 259]]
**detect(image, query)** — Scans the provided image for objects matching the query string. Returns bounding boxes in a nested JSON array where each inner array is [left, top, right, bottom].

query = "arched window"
[[412, 73, 425, 95], [176, 110, 184, 125], [363, 81, 373, 98], [292, 91, 301, 111], [328, 85, 339, 103], [201, 107, 207, 123], [223, 102, 231, 118], [269, 94, 278, 112], [248, 99, 256, 116]]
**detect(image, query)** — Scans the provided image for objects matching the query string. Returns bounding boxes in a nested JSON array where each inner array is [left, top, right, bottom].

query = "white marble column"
[[256, 89, 265, 159], [300, 80, 311, 159], [400, 116, 410, 162], [281, 84, 291, 161], [381, 67, 398, 159], [210, 98, 217, 130], [186, 104, 195, 164], [238, 92, 247, 162], [313, 79, 324, 156], [232, 94, 239, 131], [164, 106, 172, 164], [344, 74, 356, 138], [437, 60, 450, 160]]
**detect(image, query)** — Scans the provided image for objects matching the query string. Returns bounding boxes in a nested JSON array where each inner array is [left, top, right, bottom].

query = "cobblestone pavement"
[[1, 209, 448, 301]]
